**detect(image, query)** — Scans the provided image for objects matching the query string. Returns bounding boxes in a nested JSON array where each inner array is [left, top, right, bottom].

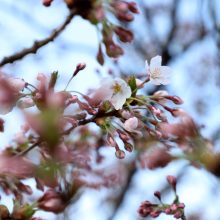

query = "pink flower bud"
[[167, 175, 177, 192], [124, 117, 138, 132], [38, 190, 66, 213], [170, 203, 178, 211], [114, 26, 134, 43], [42, 0, 53, 7], [107, 134, 118, 148], [178, 203, 185, 209], [76, 62, 86, 71], [153, 191, 161, 200], [164, 208, 172, 214], [115, 149, 125, 159], [150, 210, 161, 218], [117, 129, 130, 142], [124, 142, 133, 152], [166, 96, 184, 105], [174, 211, 183, 219], [128, 2, 139, 13]]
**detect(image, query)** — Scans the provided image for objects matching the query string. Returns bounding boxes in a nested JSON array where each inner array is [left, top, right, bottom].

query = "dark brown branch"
[[15, 109, 119, 157], [15, 141, 41, 157], [0, 10, 76, 67]]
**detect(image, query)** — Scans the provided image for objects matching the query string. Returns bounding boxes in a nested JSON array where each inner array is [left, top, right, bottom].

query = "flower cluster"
[[0, 55, 211, 218], [138, 176, 186, 219]]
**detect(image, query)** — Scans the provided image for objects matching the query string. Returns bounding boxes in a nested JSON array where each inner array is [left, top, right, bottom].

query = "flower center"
[[112, 83, 122, 94], [151, 68, 160, 79]]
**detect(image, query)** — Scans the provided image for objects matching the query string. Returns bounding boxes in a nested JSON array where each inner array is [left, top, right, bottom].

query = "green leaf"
[[49, 71, 59, 89], [128, 75, 137, 96]]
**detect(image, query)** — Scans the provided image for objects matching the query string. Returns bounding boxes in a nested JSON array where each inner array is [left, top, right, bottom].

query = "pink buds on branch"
[[65, 63, 86, 90], [167, 175, 177, 192]]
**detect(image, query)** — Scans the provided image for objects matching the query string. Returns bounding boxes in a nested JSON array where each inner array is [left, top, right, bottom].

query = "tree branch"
[[108, 162, 137, 220], [0, 10, 76, 67]]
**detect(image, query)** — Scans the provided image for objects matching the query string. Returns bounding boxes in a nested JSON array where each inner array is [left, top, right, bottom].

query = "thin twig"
[[15, 140, 41, 157], [15, 109, 118, 157], [0, 10, 76, 67]]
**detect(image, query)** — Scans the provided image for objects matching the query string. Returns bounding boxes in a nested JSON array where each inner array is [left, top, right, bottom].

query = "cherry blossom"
[[92, 78, 131, 110], [146, 55, 172, 85], [0, 74, 25, 114]]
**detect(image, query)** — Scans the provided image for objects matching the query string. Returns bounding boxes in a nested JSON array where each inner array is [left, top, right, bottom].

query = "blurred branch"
[[0, 10, 76, 67], [161, 0, 181, 64], [108, 162, 137, 220]]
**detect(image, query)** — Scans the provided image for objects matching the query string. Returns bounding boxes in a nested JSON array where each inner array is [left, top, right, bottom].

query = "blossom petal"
[[124, 117, 138, 132], [150, 55, 162, 71], [149, 77, 162, 85], [160, 66, 172, 76], [145, 60, 149, 71]]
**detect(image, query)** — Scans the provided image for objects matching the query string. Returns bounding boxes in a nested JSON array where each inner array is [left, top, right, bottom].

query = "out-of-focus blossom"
[[146, 56, 172, 85], [139, 147, 173, 169], [92, 78, 131, 110], [0, 74, 25, 114], [160, 109, 198, 139], [17, 97, 35, 109], [38, 189, 66, 213], [0, 154, 35, 178]]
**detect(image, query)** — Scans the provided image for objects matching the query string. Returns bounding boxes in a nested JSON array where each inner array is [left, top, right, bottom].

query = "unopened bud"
[[73, 63, 86, 77], [164, 208, 172, 214], [42, 0, 53, 7], [150, 210, 161, 218], [167, 96, 184, 105], [178, 203, 185, 209], [115, 149, 125, 159], [76, 63, 86, 71], [153, 191, 161, 200], [174, 211, 183, 219], [167, 175, 177, 192], [117, 129, 130, 142], [128, 2, 139, 13], [107, 134, 118, 148], [170, 204, 178, 211], [124, 142, 133, 152]]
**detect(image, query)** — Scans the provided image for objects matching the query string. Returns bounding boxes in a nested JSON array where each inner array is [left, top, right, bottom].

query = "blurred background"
[[0, 0, 220, 219]]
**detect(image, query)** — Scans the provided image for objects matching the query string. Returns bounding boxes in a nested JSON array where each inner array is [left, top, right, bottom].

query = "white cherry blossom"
[[93, 78, 131, 110], [145, 55, 172, 85]]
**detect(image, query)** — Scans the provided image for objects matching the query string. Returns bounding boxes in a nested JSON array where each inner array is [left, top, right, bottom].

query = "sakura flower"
[[0, 74, 25, 114], [92, 78, 131, 110], [146, 55, 172, 85]]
